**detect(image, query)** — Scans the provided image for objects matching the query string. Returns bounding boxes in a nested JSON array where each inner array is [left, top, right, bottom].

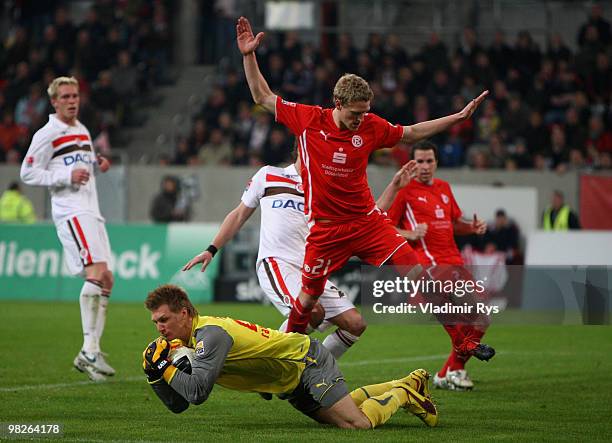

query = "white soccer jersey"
[[241, 164, 308, 268], [20, 114, 103, 223]]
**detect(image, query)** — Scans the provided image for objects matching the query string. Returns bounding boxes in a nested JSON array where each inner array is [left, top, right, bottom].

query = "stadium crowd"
[[174, 6, 611, 170], [0, 0, 174, 163]]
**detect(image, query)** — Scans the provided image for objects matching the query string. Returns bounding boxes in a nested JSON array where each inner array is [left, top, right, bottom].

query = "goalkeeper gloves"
[[142, 337, 177, 384]]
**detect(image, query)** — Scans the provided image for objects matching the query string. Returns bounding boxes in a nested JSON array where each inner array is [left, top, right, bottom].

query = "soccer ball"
[[168, 340, 195, 374]]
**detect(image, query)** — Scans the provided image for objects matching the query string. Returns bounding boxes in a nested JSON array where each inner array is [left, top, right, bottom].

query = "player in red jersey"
[[237, 16, 488, 334], [387, 141, 495, 390]]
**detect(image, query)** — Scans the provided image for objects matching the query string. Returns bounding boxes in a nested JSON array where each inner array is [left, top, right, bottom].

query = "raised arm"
[[401, 91, 488, 144], [237, 16, 277, 113], [376, 160, 416, 211], [182, 202, 256, 272]]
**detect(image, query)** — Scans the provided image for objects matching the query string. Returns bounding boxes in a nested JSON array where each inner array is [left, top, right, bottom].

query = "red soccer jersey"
[[387, 178, 463, 265], [275, 96, 403, 222]]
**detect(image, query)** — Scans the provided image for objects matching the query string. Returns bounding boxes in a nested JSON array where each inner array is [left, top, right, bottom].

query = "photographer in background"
[[150, 175, 194, 222]]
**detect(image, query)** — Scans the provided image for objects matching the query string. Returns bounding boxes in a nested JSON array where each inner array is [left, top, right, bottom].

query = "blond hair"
[[333, 73, 373, 106], [145, 284, 198, 317], [47, 76, 79, 99]]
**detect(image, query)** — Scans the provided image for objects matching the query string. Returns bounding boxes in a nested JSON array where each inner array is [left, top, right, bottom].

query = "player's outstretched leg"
[[358, 382, 438, 428], [350, 369, 431, 406]]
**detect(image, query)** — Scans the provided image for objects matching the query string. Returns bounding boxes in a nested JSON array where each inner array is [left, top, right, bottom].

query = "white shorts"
[[257, 257, 355, 324], [56, 214, 112, 276]]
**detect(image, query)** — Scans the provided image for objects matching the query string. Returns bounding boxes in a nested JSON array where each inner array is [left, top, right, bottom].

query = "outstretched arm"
[[237, 16, 277, 113], [182, 202, 256, 272], [376, 160, 417, 211], [401, 91, 488, 144]]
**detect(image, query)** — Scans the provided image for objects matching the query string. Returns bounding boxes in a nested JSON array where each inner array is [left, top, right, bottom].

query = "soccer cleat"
[[432, 372, 450, 390], [395, 383, 439, 427], [258, 393, 273, 400], [94, 352, 116, 376], [446, 369, 474, 391], [73, 351, 106, 382], [398, 369, 431, 398], [471, 343, 496, 361]]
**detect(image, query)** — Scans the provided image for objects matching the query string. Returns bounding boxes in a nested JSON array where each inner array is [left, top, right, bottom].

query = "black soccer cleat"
[[471, 343, 496, 361], [259, 393, 273, 401]]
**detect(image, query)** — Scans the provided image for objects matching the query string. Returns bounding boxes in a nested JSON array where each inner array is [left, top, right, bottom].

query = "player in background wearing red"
[[182, 150, 415, 361], [237, 16, 488, 334], [387, 141, 495, 390]]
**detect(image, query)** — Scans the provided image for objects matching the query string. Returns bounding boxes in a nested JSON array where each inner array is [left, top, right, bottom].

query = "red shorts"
[[302, 211, 411, 293]]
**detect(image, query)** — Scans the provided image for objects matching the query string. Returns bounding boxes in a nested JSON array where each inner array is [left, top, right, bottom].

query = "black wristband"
[[206, 245, 218, 257]]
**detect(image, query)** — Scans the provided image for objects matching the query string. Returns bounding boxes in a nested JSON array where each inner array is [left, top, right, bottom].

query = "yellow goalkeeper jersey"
[[187, 315, 311, 394]]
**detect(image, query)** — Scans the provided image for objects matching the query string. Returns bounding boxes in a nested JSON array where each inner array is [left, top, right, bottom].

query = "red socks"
[[285, 297, 312, 334]]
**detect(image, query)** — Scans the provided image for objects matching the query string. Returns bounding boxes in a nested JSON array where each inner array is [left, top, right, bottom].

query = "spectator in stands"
[[476, 101, 500, 142], [457, 27, 483, 65], [336, 33, 358, 74], [524, 110, 550, 154], [565, 107, 588, 152], [261, 128, 291, 166], [173, 137, 197, 166], [248, 111, 272, 154], [150, 176, 190, 223], [74, 29, 99, 81], [586, 52, 611, 101], [198, 128, 232, 165], [222, 69, 250, 113], [426, 70, 452, 118], [385, 33, 409, 68], [542, 190, 581, 230], [514, 30, 541, 79], [487, 134, 507, 169], [5, 26, 30, 68], [200, 86, 228, 128], [0, 111, 28, 160], [53, 6, 77, 53], [587, 115, 612, 155], [5, 62, 32, 109], [90, 70, 119, 131], [15, 83, 47, 129], [549, 125, 570, 170], [111, 50, 141, 125], [546, 33, 572, 65], [282, 59, 314, 102], [509, 138, 533, 169], [578, 3, 611, 47], [421, 32, 448, 73], [484, 209, 520, 264], [501, 94, 529, 142]]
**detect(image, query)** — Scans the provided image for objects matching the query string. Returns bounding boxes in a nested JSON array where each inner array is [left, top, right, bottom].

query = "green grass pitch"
[[1, 301, 611, 442]]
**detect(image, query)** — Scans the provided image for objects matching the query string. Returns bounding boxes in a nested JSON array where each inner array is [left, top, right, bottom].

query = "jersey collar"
[[49, 113, 79, 131]]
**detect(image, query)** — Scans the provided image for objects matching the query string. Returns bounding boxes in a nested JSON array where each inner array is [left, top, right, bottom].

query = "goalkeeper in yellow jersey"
[[143, 284, 438, 429]]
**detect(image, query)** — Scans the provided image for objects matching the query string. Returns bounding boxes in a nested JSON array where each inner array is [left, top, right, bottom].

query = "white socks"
[[278, 318, 314, 334], [279, 319, 359, 359], [322, 329, 360, 360], [95, 292, 109, 351], [79, 280, 103, 354]]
